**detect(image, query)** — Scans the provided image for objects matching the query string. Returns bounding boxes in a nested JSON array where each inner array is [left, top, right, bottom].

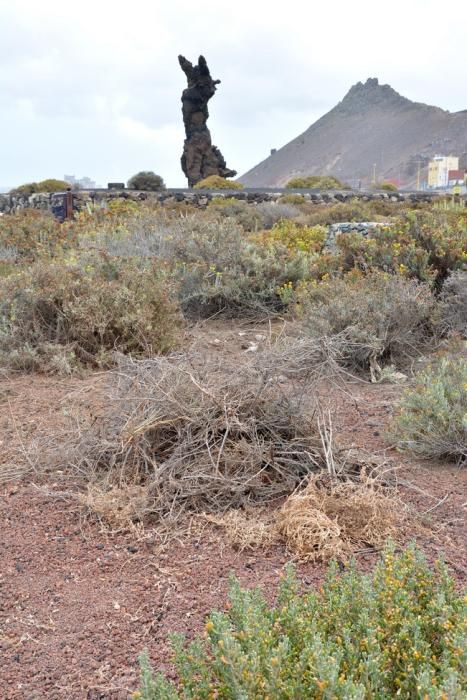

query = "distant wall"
[[0, 188, 465, 215]]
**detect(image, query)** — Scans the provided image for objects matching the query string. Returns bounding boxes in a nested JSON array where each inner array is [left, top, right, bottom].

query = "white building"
[[427, 156, 459, 188], [64, 174, 98, 189]]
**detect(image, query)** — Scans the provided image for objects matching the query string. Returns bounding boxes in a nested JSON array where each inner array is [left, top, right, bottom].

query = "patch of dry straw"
[[201, 509, 279, 551], [78, 484, 150, 531], [278, 475, 404, 562]]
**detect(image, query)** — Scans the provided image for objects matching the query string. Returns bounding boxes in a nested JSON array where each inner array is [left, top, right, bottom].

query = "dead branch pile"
[[73, 351, 340, 521]]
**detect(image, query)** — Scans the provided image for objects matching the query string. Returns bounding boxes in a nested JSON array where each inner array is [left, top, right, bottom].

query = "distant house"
[[427, 155, 459, 188], [64, 174, 98, 189], [447, 169, 465, 186]]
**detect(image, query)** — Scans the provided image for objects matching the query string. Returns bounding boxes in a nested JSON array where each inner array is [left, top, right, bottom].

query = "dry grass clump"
[[78, 484, 150, 531], [72, 351, 332, 523], [197, 470, 404, 561], [202, 509, 279, 551], [278, 475, 403, 562]]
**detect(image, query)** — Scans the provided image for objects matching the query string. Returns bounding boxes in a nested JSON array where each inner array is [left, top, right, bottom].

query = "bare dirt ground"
[[1, 322, 466, 699]]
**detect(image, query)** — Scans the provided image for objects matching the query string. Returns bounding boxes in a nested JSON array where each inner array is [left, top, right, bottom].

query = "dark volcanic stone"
[[178, 55, 236, 187]]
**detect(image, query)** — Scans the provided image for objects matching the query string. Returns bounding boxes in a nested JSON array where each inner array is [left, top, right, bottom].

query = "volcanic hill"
[[240, 78, 467, 188]]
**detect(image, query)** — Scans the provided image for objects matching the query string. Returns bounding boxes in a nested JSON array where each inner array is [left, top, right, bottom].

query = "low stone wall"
[[325, 221, 391, 249], [0, 188, 465, 216]]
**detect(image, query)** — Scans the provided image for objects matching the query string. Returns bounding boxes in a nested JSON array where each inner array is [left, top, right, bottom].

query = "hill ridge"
[[240, 78, 467, 188]]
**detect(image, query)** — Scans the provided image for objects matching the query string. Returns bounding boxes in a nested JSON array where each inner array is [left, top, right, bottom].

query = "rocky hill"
[[240, 78, 467, 188]]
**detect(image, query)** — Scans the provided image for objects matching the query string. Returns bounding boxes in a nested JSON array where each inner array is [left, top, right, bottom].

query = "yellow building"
[[428, 155, 459, 188]]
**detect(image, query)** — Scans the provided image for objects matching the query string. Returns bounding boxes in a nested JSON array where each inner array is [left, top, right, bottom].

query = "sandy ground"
[[1, 322, 465, 699]]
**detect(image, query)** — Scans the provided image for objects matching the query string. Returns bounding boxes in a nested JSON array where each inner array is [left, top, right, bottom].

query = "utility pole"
[[372, 163, 377, 185], [414, 160, 424, 190]]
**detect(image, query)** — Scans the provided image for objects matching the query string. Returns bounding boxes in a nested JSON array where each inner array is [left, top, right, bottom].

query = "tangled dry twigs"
[[72, 350, 334, 522]]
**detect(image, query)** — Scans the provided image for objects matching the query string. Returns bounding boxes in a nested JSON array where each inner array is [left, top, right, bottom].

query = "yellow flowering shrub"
[[0, 209, 77, 262], [337, 210, 466, 288], [194, 176, 243, 190], [138, 544, 466, 698], [253, 220, 326, 254]]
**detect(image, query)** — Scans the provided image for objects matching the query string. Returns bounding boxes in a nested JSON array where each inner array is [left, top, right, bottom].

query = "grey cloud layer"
[[1, 0, 465, 188]]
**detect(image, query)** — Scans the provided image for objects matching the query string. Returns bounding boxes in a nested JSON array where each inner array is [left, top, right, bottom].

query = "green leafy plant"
[[208, 198, 263, 232], [136, 544, 466, 699], [380, 182, 398, 192], [253, 220, 326, 254], [178, 218, 314, 316], [278, 193, 306, 205], [127, 171, 166, 191], [439, 270, 467, 336], [286, 175, 350, 190], [388, 354, 467, 462], [10, 178, 71, 195]]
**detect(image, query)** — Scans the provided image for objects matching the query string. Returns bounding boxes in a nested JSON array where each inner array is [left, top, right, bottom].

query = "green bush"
[[194, 176, 243, 190], [256, 202, 301, 229], [10, 179, 71, 195], [298, 272, 439, 375], [167, 216, 313, 316], [380, 182, 398, 192], [389, 355, 467, 461], [252, 220, 326, 254], [302, 198, 422, 227], [137, 544, 466, 699], [127, 171, 166, 191], [286, 175, 350, 190], [278, 193, 306, 205], [0, 256, 181, 371]]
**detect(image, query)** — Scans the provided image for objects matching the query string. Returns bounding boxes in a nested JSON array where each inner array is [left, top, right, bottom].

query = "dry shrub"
[[72, 351, 334, 522], [298, 271, 439, 376], [278, 475, 403, 562], [78, 484, 150, 531], [0, 256, 181, 371], [439, 269, 467, 337]]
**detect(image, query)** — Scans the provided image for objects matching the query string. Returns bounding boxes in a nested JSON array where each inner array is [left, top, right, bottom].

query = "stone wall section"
[[0, 189, 465, 216]]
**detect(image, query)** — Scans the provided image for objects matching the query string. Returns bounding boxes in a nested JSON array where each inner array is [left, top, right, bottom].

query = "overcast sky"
[[1, 0, 466, 189]]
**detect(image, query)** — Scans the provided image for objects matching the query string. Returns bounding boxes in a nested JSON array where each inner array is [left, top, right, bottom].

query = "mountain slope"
[[240, 78, 467, 188]]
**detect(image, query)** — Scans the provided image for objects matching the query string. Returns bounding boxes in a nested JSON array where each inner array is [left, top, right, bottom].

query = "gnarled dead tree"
[[178, 54, 237, 187]]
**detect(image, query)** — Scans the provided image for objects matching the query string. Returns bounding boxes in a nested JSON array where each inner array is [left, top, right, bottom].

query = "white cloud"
[[0, 0, 465, 187]]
